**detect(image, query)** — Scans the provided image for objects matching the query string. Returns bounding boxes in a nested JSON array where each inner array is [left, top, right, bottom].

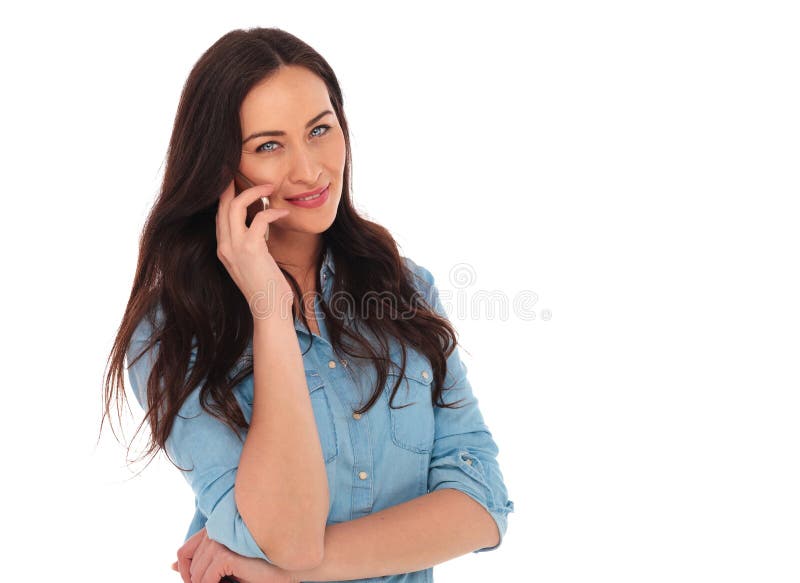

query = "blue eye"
[[255, 124, 332, 154], [310, 124, 331, 137], [256, 141, 278, 153]]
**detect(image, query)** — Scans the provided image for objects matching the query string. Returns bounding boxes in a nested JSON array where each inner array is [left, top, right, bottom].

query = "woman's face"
[[238, 65, 346, 234]]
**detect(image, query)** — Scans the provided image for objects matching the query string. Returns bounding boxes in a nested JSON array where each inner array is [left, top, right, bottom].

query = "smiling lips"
[[284, 183, 329, 201], [285, 184, 330, 208]]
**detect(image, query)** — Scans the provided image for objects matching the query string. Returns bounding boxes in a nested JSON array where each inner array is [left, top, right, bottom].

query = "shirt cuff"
[[428, 449, 515, 553], [204, 484, 275, 564]]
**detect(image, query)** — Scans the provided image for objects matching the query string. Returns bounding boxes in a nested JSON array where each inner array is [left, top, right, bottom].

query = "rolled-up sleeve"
[[125, 314, 275, 563], [406, 258, 516, 553]]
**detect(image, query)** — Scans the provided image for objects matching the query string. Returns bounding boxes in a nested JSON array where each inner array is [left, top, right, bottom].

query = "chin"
[[276, 192, 340, 233], [277, 213, 337, 235]]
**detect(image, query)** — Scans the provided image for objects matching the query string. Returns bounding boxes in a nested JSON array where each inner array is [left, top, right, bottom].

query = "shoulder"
[[125, 303, 198, 411], [401, 255, 435, 287], [127, 303, 168, 374], [401, 255, 440, 310], [127, 306, 159, 369]]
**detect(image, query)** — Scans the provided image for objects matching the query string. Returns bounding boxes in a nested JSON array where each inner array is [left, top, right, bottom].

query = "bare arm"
[[287, 489, 499, 582], [235, 310, 330, 570]]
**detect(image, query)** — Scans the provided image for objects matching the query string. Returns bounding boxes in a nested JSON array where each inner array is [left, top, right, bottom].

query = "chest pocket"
[[383, 356, 435, 454], [246, 369, 339, 464]]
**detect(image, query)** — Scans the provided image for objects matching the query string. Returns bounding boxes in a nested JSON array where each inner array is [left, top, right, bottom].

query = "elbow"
[[235, 485, 327, 570], [244, 512, 325, 570], [268, 539, 325, 572], [246, 523, 325, 571], [483, 512, 501, 549]]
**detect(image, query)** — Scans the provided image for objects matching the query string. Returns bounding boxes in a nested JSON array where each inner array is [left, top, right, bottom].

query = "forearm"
[[236, 311, 330, 565], [289, 488, 500, 582]]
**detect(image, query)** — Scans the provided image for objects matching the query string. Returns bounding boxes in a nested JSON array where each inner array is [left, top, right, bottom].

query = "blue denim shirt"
[[126, 247, 514, 582]]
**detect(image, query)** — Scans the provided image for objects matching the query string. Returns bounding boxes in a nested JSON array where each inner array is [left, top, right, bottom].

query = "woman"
[[102, 27, 514, 583]]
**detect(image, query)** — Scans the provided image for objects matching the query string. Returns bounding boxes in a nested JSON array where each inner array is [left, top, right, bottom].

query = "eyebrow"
[[242, 109, 334, 145]]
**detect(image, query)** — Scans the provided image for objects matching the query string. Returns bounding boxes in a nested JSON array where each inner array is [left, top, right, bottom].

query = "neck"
[[267, 229, 325, 290]]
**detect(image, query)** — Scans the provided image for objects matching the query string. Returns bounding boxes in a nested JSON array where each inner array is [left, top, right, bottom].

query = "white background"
[[2, 1, 798, 581]]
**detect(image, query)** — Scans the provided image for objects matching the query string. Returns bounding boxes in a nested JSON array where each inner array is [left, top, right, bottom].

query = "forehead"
[[240, 65, 332, 130]]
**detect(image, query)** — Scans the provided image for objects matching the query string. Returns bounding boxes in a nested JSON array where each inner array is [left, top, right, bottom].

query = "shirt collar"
[[321, 244, 336, 280], [227, 245, 337, 369]]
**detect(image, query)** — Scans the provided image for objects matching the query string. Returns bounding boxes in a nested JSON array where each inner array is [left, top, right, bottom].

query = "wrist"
[[248, 288, 294, 323]]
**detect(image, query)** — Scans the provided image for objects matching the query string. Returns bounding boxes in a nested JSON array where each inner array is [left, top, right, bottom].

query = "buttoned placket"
[[303, 253, 377, 517]]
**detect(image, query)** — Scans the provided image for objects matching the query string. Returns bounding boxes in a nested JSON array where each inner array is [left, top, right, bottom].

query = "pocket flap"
[[305, 369, 325, 392], [387, 358, 433, 386]]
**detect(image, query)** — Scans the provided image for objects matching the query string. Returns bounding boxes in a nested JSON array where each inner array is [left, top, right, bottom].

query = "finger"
[[200, 556, 228, 583], [228, 183, 274, 241], [177, 554, 191, 583], [245, 207, 290, 245], [190, 536, 215, 583], [215, 209, 221, 254], [217, 180, 235, 250], [176, 528, 205, 583], [171, 561, 178, 571], [216, 209, 228, 267]]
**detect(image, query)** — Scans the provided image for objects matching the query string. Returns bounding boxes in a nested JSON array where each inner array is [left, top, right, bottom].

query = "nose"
[[287, 142, 321, 186]]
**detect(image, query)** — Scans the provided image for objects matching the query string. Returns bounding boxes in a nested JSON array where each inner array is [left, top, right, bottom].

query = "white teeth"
[[294, 192, 321, 201]]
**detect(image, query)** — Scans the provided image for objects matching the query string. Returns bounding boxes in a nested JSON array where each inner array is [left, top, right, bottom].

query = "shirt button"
[[421, 371, 430, 379], [340, 359, 348, 366], [352, 412, 362, 420], [328, 360, 337, 368], [358, 471, 368, 480], [466, 458, 473, 466]]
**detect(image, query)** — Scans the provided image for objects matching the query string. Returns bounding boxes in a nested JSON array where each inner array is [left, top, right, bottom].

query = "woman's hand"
[[170, 527, 297, 583], [216, 179, 294, 319]]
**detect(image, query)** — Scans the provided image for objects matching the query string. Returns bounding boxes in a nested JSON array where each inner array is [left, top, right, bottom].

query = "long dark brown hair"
[[100, 27, 462, 470]]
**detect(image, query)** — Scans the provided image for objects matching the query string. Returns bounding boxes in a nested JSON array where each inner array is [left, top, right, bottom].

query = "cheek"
[[240, 163, 278, 185], [324, 133, 347, 169]]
